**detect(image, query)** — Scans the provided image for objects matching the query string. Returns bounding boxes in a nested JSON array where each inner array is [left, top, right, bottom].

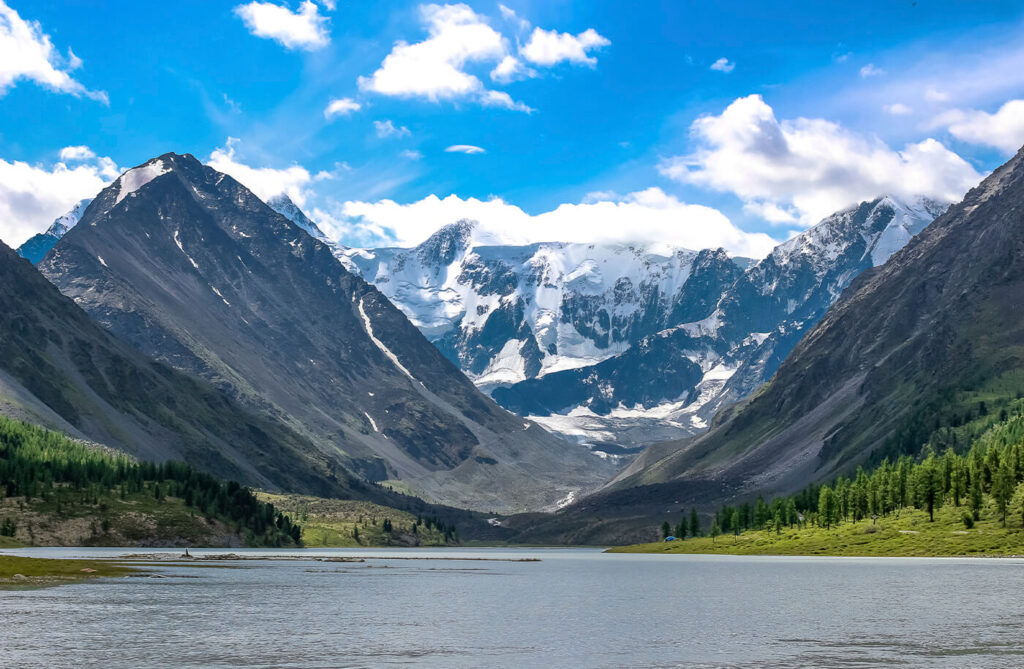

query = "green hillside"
[[257, 492, 458, 547], [616, 398, 1024, 556], [0, 416, 301, 547]]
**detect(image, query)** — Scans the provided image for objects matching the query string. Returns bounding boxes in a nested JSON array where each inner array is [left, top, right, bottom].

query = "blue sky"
[[2, 0, 1024, 254]]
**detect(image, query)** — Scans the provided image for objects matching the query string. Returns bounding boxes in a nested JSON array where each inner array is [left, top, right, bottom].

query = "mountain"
[[0, 238, 361, 498], [16, 199, 91, 264], [342, 197, 944, 450], [266, 194, 328, 241], [521, 145, 1020, 543], [15, 195, 315, 264], [38, 153, 611, 513], [337, 222, 742, 389], [495, 196, 946, 447]]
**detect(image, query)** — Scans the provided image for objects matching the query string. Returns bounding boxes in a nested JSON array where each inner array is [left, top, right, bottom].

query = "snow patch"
[[174, 230, 200, 270], [358, 298, 421, 385], [115, 160, 169, 204]]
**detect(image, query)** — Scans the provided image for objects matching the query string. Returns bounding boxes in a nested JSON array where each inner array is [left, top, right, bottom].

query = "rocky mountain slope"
[[521, 144, 1021, 543], [38, 153, 611, 513], [0, 238, 363, 498], [342, 197, 945, 450]]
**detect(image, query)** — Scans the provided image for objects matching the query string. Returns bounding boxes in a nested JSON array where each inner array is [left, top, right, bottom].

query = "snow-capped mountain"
[[341, 196, 946, 451], [337, 221, 748, 390], [16, 198, 92, 264], [38, 153, 613, 513], [266, 194, 328, 241], [494, 195, 948, 446]]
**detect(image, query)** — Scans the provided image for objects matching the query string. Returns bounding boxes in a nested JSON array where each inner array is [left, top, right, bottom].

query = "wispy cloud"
[[324, 97, 361, 119], [445, 144, 485, 154], [374, 119, 410, 138], [0, 1, 107, 102]]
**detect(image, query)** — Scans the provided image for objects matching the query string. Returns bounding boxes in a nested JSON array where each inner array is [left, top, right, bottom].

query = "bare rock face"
[[38, 153, 612, 513]]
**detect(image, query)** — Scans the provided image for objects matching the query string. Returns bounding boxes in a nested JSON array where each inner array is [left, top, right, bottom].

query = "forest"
[[660, 396, 1024, 545], [0, 416, 301, 547]]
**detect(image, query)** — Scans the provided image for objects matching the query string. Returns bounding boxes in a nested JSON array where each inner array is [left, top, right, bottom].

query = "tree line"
[[661, 399, 1024, 540], [0, 416, 301, 546]]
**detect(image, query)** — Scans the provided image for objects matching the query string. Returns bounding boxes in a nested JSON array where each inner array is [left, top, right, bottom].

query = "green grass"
[[256, 492, 451, 547], [609, 501, 1024, 557], [0, 555, 137, 587]]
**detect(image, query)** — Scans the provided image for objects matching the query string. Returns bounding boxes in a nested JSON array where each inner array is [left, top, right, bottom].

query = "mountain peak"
[[417, 219, 479, 265], [266, 194, 327, 240]]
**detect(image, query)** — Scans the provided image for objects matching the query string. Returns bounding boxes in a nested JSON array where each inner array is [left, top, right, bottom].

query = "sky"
[[2, 0, 1024, 257]]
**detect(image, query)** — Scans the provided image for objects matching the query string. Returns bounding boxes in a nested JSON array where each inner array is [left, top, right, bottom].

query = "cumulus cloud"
[[489, 54, 532, 82], [312, 188, 777, 258], [324, 97, 361, 118], [234, 1, 329, 51], [710, 58, 735, 73], [520, 27, 609, 67], [859, 63, 884, 78], [207, 138, 330, 207], [444, 144, 485, 154], [0, 1, 106, 102], [0, 148, 118, 247], [58, 145, 97, 161], [931, 99, 1024, 155], [374, 119, 411, 138], [357, 3, 531, 111], [660, 94, 982, 226], [883, 103, 912, 116], [924, 86, 949, 102]]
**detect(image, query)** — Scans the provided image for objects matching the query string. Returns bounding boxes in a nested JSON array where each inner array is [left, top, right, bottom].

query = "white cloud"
[[932, 99, 1024, 155], [358, 3, 531, 112], [324, 97, 361, 118], [315, 188, 777, 257], [742, 201, 798, 225], [883, 103, 912, 116], [859, 63, 884, 78], [520, 27, 609, 67], [207, 138, 329, 207], [445, 144, 485, 154], [661, 94, 982, 226], [924, 86, 950, 103], [490, 54, 532, 82], [0, 149, 117, 247], [0, 1, 106, 102], [710, 58, 735, 73], [498, 3, 530, 32], [374, 119, 411, 138], [400, 149, 423, 160], [234, 1, 329, 51], [480, 89, 533, 112], [58, 145, 96, 161]]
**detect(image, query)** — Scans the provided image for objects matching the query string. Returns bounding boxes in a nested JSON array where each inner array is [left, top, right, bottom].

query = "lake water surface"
[[2, 547, 1024, 667]]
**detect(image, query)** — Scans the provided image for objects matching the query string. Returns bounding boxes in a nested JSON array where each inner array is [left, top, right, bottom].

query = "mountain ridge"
[[38, 152, 612, 513]]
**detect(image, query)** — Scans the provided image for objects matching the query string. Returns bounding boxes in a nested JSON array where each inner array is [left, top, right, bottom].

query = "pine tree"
[[661, 521, 671, 539], [818, 487, 836, 529], [689, 508, 700, 537]]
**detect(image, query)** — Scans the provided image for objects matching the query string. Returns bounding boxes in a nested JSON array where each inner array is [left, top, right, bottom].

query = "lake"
[[2, 547, 1024, 667]]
